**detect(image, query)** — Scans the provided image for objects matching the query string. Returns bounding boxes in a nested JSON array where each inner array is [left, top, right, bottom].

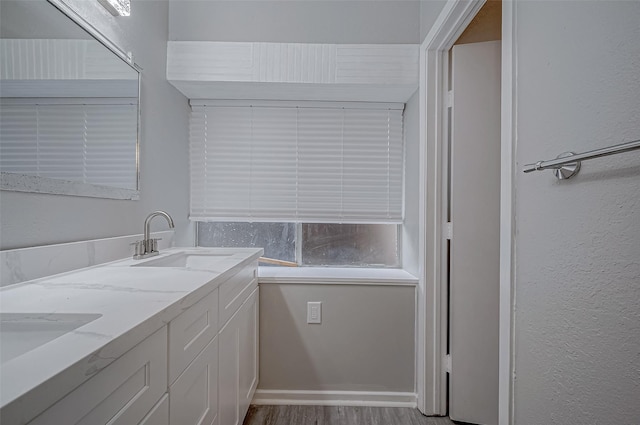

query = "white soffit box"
[[166, 42, 419, 102], [0, 39, 137, 98]]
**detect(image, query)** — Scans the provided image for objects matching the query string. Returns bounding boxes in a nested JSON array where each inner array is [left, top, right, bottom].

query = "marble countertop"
[[0, 247, 262, 424]]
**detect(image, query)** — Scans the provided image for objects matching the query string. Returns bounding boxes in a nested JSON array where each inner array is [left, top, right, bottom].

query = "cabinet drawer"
[[170, 335, 219, 425], [169, 289, 218, 384], [30, 326, 167, 425], [138, 394, 168, 425], [219, 262, 257, 327]]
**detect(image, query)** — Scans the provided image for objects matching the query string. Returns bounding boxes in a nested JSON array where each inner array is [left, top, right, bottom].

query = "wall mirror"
[[0, 0, 140, 200]]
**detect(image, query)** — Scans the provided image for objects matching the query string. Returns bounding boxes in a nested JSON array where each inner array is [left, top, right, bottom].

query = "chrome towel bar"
[[523, 139, 640, 179]]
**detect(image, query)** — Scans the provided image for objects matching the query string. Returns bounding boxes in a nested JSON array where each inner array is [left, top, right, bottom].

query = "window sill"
[[258, 267, 418, 286]]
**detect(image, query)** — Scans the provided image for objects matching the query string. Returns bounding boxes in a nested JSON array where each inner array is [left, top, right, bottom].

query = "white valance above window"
[[189, 101, 404, 223]]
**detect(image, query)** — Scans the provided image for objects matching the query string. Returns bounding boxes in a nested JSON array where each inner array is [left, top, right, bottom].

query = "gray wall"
[[514, 2, 640, 423], [169, 0, 420, 43], [402, 90, 420, 276], [0, 0, 89, 39], [0, 0, 193, 249], [420, 0, 446, 42], [259, 283, 415, 392]]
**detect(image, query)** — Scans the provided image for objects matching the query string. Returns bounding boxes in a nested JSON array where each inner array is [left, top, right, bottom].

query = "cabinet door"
[[170, 336, 219, 425], [218, 309, 241, 425], [139, 394, 168, 425], [29, 326, 167, 425], [238, 288, 258, 419], [218, 287, 259, 425]]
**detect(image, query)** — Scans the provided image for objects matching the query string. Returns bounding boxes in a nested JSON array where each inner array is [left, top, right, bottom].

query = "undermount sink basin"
[[0, 313, 102, 364], [132, 252, 231, 269]]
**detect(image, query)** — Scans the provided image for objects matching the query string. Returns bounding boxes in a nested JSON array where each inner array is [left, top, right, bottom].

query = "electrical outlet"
[[307, 301, 322, 324]]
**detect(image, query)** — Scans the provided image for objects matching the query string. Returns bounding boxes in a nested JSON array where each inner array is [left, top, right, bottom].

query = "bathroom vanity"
[[0, 247, 262, 425]]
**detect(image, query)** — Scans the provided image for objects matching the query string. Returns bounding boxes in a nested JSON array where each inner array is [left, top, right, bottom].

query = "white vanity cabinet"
[[21, 256, 260, 425]]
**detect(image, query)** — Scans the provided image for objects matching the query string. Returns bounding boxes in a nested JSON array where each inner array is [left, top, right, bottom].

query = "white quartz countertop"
[[0, 247, 262, 423]]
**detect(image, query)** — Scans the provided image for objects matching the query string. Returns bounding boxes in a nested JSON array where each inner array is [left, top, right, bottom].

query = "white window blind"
[[0, 99, 137, 190], [189, 103, 404, 223]]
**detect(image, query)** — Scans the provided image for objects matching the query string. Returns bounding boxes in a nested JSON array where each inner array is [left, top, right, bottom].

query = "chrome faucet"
[[132, 210, 175, 260]]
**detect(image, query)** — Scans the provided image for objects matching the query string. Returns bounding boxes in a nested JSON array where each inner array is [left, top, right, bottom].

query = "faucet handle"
[[151, 238, 160, 252], [145, 238, 163, 253], [130, 240, 145, 257]]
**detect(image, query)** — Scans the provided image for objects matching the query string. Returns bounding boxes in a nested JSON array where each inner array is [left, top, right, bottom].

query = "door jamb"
[[416, 1, 516, 423]]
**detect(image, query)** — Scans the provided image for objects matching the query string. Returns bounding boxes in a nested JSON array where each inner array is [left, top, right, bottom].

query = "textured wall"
[[169, 0, 420, 44], [259, 283, 415, 392], [0, 0, 193, 249], [514, 2, 640, 424]]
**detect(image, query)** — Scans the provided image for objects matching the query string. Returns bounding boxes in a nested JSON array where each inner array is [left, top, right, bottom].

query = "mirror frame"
[[0, 0, 141, 200]]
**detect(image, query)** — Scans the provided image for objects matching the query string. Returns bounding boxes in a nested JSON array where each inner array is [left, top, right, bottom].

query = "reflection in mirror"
[[0, 0, 140, 199]]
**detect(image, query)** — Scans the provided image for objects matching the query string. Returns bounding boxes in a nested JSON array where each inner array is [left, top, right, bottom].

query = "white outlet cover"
[[307, 301, 322, 324]]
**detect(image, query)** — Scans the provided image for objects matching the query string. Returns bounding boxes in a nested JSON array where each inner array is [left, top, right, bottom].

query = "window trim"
[[258, 266, 418, 286]]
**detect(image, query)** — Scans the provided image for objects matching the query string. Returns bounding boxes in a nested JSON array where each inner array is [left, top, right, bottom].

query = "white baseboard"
[[252, 390, 418, 408]]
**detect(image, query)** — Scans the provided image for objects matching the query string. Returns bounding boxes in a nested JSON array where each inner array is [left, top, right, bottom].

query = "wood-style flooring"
[[242, 405, 455, 425]]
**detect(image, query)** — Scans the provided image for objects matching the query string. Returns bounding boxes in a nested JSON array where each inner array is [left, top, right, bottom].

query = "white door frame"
[[416, 1, 516, 423], [498, 2, 516, 424]]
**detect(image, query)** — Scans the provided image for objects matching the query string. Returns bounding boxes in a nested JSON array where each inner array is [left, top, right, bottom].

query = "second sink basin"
[[132, 252, 231, 269]]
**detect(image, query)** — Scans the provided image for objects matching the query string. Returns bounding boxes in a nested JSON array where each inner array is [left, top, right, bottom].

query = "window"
[[198, 222, 296, 263], [197, 222, 399, 268], [190, 101, 404, 268]]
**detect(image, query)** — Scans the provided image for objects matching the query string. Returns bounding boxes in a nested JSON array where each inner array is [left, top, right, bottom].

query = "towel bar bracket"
[[553, 152, 581, 180]]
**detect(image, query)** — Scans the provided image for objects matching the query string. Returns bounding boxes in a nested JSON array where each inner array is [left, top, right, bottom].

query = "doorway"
[[417, 1, 513, 424], [447, 4, 502, 425]]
